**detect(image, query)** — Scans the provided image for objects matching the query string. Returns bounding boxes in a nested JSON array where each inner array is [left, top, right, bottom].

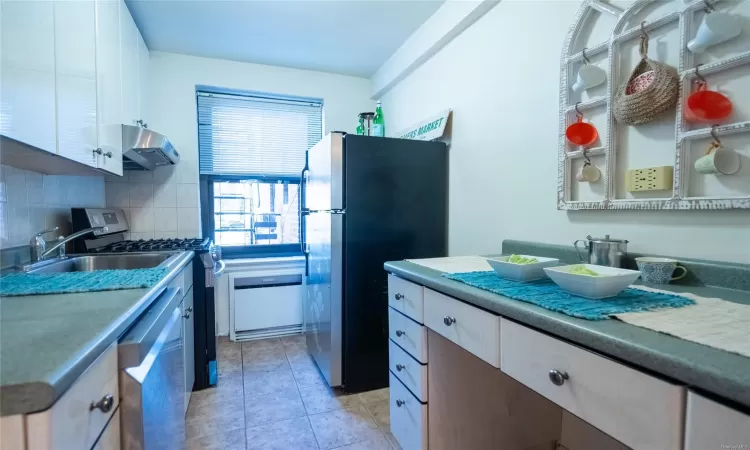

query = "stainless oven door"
[[119, 287, 185, 450]]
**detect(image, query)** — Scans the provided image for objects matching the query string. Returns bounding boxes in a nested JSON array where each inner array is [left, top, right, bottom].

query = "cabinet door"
[[0, 0, 57, 152], [94, 0, 123, 175], [119, 1, 138, 125], [137, 33, 149, 126], [427, 330, 562, 450], [183, 286, 195, 414], [54, 0, 98, 168]]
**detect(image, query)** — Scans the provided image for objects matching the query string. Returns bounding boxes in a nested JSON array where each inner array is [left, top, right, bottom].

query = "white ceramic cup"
[[572, 65, 607, 93], [694, 146, 740, 175], [688, 12, 742, 54], [576, 163, 601, 182]]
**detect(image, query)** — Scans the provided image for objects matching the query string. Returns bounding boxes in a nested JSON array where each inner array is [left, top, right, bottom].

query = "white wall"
[[0, 165, 105, 249], [379, 1, 750, 264], [105, 51, 373, 238]]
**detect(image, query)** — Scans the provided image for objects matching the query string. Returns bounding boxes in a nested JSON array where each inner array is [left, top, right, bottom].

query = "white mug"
[[688, 12, 742, 53], [572, 65, 607, 93], [694, 145, 740, 175], [577, 163, 601, 182]]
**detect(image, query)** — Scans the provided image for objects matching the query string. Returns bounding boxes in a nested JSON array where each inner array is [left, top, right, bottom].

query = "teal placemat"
[[443, 271, 695, 320], [0, 268, 168, 296]]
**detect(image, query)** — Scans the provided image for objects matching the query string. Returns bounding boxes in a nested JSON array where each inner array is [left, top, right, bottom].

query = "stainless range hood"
[[119, 125, 180, 171]]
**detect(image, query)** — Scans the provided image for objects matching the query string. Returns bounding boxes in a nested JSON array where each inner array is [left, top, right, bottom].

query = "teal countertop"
[[384, 259, 750, 409], [0, 251, 194, 416]]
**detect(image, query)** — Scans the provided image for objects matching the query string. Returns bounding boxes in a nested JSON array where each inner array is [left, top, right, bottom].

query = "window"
[[197, 89, 322, 256]]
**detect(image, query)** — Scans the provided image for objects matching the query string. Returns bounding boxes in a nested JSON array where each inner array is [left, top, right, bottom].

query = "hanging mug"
[[688, 10, 742, 54], [695, 141, 740, 175], [566, 105, 599, 148], [684, 68, 733, 123], [577, 162, 601, 182], [572, 65, 607, 93]]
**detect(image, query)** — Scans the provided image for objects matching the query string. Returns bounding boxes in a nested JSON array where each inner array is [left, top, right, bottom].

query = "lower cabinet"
[[182, 286, 195, 414], [427, 329, 562, 450], [685, 391, 750, 450], [389, 372, 428, 450], [92, 410, 120, 450]]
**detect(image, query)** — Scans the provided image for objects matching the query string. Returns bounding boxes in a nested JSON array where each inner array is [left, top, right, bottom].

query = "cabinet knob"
[[90, 394, 114, 413], [394, 293, 404, 300], [395, 330, 405, 337], [395, 364, 405, 372], [93, 148, 103, 155], [103, 151, 113, 158], [396, 399, 405, 407], [548, 369, 569, 386], [443, 316, 456, 326]]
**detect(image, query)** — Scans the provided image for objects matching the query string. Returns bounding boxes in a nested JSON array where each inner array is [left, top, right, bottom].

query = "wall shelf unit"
[[558, 0, 750, 210]]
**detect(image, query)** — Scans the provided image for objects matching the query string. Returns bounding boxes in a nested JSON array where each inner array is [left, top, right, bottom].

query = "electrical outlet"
[[626, 166, 674, 192]]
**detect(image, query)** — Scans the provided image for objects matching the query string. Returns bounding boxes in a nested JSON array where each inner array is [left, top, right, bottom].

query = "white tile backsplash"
[[0, 165, 104, 249], [153, 207, 178, 232], [104, 162, 201, 237], [129, 183, 154, 208], [153, 183, 177, 207]]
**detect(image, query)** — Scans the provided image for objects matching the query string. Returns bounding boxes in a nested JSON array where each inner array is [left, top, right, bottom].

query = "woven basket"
[[614, 57, 679, 125]]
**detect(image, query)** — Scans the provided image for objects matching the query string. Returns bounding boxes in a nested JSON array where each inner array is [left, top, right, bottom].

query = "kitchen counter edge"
[[384, 260, 750, 410], [0, 251, 195, 416]]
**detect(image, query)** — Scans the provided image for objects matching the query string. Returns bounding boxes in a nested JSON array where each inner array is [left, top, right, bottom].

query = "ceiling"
[[126, 0, 444, 78]]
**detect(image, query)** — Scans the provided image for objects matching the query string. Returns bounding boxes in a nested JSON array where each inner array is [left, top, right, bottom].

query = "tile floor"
[[186, 335, 402, 450]]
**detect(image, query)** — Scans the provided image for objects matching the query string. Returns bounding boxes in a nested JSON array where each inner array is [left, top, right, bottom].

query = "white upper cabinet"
[[138, 33, 150, 127], [95, 0, 123, 175], [119, 1, 139, 126], [0, 0, 57, 153], [54, 0, 98, 168]]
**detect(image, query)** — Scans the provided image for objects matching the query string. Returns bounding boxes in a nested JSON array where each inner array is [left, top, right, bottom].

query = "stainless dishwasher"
[[118, 287, 185, 450]]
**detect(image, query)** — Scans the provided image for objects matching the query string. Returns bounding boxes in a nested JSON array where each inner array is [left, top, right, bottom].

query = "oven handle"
[[118, 287, 182, 369], [213, 260, 226, 278]]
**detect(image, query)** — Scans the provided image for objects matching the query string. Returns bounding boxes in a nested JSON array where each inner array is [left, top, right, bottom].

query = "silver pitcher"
[[574, 235, 629, 268]]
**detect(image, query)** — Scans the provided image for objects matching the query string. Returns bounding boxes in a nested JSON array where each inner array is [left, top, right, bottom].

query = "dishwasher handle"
[[118, 287, 182, 369]]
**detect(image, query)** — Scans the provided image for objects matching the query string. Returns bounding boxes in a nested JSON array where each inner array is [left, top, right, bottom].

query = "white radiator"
[[229, 270, 304, 341]]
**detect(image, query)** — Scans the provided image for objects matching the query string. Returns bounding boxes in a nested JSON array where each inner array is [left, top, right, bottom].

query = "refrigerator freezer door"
[[304, 211, 343, 387], [306, 132, 344, 211]]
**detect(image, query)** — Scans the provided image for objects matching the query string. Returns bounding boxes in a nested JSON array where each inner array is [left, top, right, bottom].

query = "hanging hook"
[[694, 63, 707, 86], [640, 21, 649, 39], [703, 0, 714, 13], [575, 102, 583, 119], [583, 148, 592, 165], [710, 124, 722, 146], [582, 47, 590, 65], [639, 21, 650, 59]]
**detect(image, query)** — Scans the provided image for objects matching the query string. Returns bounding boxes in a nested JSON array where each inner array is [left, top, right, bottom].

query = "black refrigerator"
[[301, 132, 447, 393]]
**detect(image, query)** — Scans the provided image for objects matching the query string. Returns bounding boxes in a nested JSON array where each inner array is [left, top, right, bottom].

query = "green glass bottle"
[[356, 115, 364, 135], [372, 101, 385, 137]]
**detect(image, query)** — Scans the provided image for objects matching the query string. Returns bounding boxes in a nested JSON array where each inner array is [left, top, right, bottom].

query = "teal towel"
[[0, 268, 168, 296], [443, 271, 695, 320]]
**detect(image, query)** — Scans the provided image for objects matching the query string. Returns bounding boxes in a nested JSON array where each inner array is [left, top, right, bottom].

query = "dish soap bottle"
[[372, 101, 385, 137]]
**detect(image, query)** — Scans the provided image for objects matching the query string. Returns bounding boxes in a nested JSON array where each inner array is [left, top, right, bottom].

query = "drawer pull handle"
[[90, 394, 114, 413], [443, 316, 456, 326], [396, 364, 405, 372], [548, 370, 569, 386], [394, 293, 405, 300], [395, 330, 405, 337], [396, 399, 405, 407]]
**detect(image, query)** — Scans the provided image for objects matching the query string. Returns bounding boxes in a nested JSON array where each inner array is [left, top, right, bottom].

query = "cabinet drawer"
[[423, 289, 501, 368], [389, 307, 428, 363], [92, 409, 120, 450], [388, 274, 424, 324], [500, 319, 684, 450], [182, 261, 193, 294], [389, 340, 428, 402], [685, 391, 750, 450], [390, 372, 427, 450], [27, 343, 119, 450]]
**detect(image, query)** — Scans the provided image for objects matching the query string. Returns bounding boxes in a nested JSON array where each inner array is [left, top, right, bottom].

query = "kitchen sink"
[[24, 253, 179, 274]]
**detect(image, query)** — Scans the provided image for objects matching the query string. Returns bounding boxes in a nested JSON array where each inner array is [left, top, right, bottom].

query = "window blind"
[[197, 91, 322, 177]]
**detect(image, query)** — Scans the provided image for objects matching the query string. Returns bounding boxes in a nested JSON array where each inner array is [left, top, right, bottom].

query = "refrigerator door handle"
[[299, 167, 309, 254]]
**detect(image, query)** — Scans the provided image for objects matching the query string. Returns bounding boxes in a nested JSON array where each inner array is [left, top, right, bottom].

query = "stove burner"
[[95, 238, 210, 253]]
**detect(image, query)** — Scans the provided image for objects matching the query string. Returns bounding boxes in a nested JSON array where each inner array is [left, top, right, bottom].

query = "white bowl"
[[485, 255, 560, 282], [543, 264, 641, 299]]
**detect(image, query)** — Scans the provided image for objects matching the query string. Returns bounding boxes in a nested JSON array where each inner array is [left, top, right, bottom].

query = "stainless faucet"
[[30, 227, 107, 263]]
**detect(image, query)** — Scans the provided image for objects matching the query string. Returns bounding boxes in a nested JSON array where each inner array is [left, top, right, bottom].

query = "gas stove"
[[92, 238, 211, 253]]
